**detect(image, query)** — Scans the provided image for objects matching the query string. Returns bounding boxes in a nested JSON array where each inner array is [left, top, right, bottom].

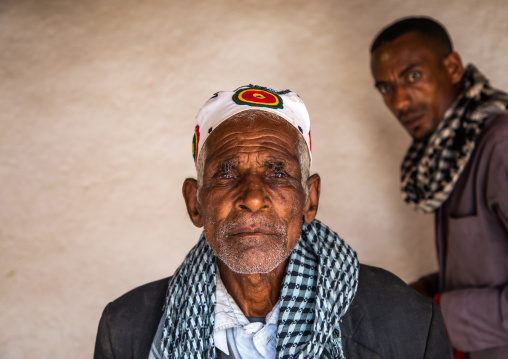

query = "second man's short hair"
[[370, 16, 453, 57]]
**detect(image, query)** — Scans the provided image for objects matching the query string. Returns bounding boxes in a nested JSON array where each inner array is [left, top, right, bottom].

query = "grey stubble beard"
[[214, 218, 290, 274]]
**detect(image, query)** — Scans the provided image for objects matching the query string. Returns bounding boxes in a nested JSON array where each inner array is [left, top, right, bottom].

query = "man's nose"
[[392, 85, 411, 112], [236, 175, 270, 212]]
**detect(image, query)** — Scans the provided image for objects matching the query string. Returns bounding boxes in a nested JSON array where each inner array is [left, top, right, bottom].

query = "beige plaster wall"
[[1, 0, 507, 357]]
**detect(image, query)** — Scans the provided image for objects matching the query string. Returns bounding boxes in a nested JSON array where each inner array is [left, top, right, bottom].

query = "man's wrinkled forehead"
[[204, 112, 302, 166], [208, 110, 292, 141]]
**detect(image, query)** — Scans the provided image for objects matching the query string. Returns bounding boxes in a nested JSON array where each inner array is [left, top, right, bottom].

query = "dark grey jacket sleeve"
[[94, 304, 115, 359], [93, 278, 170, 359], [425, 302, 451, 359], [341, 265, 450, 359]]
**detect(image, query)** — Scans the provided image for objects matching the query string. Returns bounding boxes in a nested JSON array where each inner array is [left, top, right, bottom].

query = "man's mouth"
[[220, 217, 285, 240], [399, 111, 425, 131], [228, 226, 277, 238]]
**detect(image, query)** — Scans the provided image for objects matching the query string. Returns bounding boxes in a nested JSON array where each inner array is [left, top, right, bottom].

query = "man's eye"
[[272, 172, 285, 178], [218, 172, 233, 179], [377, 85, 391, 95], [408, 71, 421, 83]]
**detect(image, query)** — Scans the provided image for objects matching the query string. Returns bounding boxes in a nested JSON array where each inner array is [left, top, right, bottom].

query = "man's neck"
[[217, 259, 287, 317]]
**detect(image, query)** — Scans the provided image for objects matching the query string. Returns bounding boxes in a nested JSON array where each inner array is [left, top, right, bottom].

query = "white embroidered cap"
[[192, 85, 312, 167]]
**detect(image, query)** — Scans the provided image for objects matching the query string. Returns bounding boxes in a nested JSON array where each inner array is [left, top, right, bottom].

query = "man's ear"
[[182, 178, 203, 228], [303, 174, 321, 223], [444, 52, 464, 85]]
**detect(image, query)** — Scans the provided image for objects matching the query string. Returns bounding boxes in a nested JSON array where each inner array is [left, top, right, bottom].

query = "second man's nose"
[[392, 85, 411, 112]]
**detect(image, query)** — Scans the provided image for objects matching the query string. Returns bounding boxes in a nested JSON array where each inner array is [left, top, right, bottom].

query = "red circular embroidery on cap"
[[232, 88, 283, 109]]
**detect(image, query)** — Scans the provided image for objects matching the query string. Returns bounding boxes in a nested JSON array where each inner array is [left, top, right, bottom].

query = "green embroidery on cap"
[[192, 125, 200, 166]]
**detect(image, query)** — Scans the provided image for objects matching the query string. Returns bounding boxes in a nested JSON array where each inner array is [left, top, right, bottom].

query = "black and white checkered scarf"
[[149, 219, 359, 359], [401, 64, 508, 213]]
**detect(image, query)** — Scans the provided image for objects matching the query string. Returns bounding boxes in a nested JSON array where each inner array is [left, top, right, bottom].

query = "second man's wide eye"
[[378, 84, 391, 95], [408, 71, 421, 83]]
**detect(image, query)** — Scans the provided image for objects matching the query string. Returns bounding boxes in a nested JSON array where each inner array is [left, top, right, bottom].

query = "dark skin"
[[182, 112, 320, 317], [371, 31, 465, 297], [371, 31, 464, 140]]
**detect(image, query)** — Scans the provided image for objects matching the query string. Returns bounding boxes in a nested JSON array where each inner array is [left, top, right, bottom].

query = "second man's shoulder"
[[481, 113, 508, 144]]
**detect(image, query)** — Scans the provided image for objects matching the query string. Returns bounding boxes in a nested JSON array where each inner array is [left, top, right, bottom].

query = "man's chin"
[[219, 249, 288, 275], [408, 126, 433, 141]]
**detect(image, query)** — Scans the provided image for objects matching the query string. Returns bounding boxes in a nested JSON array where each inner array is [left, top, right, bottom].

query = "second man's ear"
[[182, 178, 203, 228], [303, 173, 321, 223], [444, 52, 464, 85]]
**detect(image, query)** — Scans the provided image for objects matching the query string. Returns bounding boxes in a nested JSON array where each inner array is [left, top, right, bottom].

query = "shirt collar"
[[214, 267, 280, 355]]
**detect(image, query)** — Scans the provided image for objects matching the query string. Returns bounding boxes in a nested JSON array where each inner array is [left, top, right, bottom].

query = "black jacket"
[[94, 265, 450, 358]]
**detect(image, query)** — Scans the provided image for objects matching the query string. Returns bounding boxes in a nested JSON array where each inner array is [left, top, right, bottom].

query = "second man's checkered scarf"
[[401, 64, 508, 213], [149, 219, 359, 359]]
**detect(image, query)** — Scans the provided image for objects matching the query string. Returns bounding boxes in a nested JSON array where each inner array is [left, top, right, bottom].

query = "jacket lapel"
[[340, 301, 382, 359]]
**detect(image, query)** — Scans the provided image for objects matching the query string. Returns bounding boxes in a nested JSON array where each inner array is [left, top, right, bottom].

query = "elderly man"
[[370, 17, 508, 358], [94, 85, 449, 358]]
